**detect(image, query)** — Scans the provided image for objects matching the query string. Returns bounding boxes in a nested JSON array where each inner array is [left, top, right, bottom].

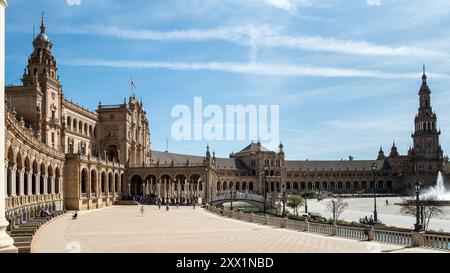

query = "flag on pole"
[[131, 76, 136, 89]]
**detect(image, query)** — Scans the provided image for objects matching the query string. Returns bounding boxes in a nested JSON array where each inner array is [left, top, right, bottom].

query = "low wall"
[[205, 207, 450, 251]]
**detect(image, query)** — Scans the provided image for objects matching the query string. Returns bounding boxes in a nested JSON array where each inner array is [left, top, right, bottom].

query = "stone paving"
[[32, 205, 443, 253]]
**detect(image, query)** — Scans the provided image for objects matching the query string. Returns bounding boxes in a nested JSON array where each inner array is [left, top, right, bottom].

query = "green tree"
[[287, 195, 305, 216]]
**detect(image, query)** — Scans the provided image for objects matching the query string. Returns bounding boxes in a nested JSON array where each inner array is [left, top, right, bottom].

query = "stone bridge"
[[210, 192, 272, 211]]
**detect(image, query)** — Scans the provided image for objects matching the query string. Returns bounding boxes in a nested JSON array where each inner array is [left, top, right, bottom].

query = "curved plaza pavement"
[[32, 205, 443, 253]]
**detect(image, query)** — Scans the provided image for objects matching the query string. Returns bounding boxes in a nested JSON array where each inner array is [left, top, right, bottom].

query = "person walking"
[[166, 204, 169, 211], [158, 201, 161, 210], [140, 206, 145, 216], [193, 202, 196, 210]]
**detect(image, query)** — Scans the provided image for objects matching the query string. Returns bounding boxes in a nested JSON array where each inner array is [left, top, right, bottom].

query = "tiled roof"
[[215, 158, 247, 170], [238, 142, 271, 153], [284, 160, 386, 171], [151, 150, 204, 164]]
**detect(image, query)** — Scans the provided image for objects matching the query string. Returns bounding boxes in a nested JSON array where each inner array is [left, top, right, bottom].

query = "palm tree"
[[287, 195, 305, 216]]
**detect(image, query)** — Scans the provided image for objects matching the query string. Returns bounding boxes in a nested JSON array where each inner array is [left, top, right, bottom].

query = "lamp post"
[[230, 188, 234, 211], [332, 200, 336, 222], [205, 167, 209, 204], [414, 180, 423, 232], [371, 162, 378, 223], [261, 166, 268, 213], [304, 194, 308, 214], [282, 184, 287, 217]]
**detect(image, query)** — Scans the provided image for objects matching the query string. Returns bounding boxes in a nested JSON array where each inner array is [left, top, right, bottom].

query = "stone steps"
[[12, 236, 33, 243], [7, 210, 67, 253]]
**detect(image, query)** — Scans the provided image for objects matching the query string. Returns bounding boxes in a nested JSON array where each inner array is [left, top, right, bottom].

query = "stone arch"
[[144, 174, 157, 194], [115, 173, 120, 193], [101, 171, 107, 194], [353, 181, 359, 190], [84, 123, 88, 136], [91, 169, 97, 195], [235, 182, 240, 191], [55, 167, 61, 194], [47, 165, 54, 194], [67, 116, 72, 128], [300, 182, 306, 190], [286, 182, 291, 190], [217, 181, 221, 192], [131, 175, 144, 196], [40, 163, 47, 195], [72, 118, 77, 131], [15, 152, 24, 196], [81, 168, 88, 194], [361, 181, 367, 189], [345, 181, 351, 191], [222, 181, 227, 191], [242, 181, 247, 191], [338, 181, 343, 190], [249, 182, 254, 191], [106, 144, 119, 162], [307, 181, 313, 190], [293, 181, 298, 190], [330, 181, 335, 190], [78, 120, 83, 133], [32, 160, 38, 195], [322, 181, 328, 190], [174, 174, 186, 193], [108, 172, 113, 194]]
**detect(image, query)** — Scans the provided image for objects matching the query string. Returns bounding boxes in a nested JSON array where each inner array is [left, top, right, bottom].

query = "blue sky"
[[5, 0, 450, 160]]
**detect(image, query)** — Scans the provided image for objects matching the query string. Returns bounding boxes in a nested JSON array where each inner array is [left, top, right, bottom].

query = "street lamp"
[[205, 167, 209, 204], [414, 180, 423, 232], [282, 184, 287, 217], [371, 162, 378, 223], [261, 166, 268, 213], [230, 188, 234, 211], [332, 200, 336, 222], [304, 194, 308, 214]]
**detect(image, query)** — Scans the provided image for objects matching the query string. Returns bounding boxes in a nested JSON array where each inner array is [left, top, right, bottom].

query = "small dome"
[[35, 33, 49, 42]]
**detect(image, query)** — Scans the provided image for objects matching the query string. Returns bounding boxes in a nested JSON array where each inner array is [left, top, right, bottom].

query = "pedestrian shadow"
[[381, 246, 413, 253]]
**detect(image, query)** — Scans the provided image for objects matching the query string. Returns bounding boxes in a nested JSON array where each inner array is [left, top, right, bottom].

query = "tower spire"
[[40, 10, 46, 34], [422, 64, 427, 84]]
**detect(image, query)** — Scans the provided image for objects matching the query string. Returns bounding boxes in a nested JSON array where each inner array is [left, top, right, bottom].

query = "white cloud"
[[367, 0, 382, 6], [67, 0, 81, 6], [60, 58, 449, 79], [63, 24, 448, 58], [259, 0, 299, 12]]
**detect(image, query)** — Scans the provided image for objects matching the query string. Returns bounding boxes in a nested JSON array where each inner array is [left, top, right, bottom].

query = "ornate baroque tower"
[[410, 66, 444, 174], [21, 13, 63, 147]]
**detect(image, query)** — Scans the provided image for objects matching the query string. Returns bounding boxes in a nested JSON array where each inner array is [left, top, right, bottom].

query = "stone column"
[[18, 169, 25, 196], [0, 0, 16, 253], [157, 178, 161, 198], [26, 170, 33, 195], [35, 172, 40, 195], [8, 166, 16, 197], [43, 175, 48, 194], [51, 175, 55, 194]]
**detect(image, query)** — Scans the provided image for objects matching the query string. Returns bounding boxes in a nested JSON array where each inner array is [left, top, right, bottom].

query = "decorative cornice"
[[0, 0, 7, 8]]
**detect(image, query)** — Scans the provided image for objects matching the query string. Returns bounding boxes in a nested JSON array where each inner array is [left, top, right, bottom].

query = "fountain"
[[422, 171, 450, 201]]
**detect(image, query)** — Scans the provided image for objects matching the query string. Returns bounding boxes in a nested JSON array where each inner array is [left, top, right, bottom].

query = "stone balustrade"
[[5, 193, 63, 212], [205, 206, 450, 252]]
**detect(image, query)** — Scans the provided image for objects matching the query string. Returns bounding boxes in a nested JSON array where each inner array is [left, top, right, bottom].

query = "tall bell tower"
[[410, 66, 444, 174], [21, 12, 63, 147]]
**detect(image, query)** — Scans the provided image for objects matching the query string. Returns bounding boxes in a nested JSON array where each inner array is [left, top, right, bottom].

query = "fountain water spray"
[[422, 171, 450, 201]]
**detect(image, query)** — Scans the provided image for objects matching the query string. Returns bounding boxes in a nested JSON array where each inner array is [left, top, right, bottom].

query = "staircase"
[[7, 211, 67, 253]]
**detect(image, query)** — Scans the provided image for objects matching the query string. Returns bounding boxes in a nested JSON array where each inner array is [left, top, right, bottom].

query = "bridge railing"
[[212, 192, 265, 203], [309, 222, 333, 236], [286, 219, 306, 231]]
